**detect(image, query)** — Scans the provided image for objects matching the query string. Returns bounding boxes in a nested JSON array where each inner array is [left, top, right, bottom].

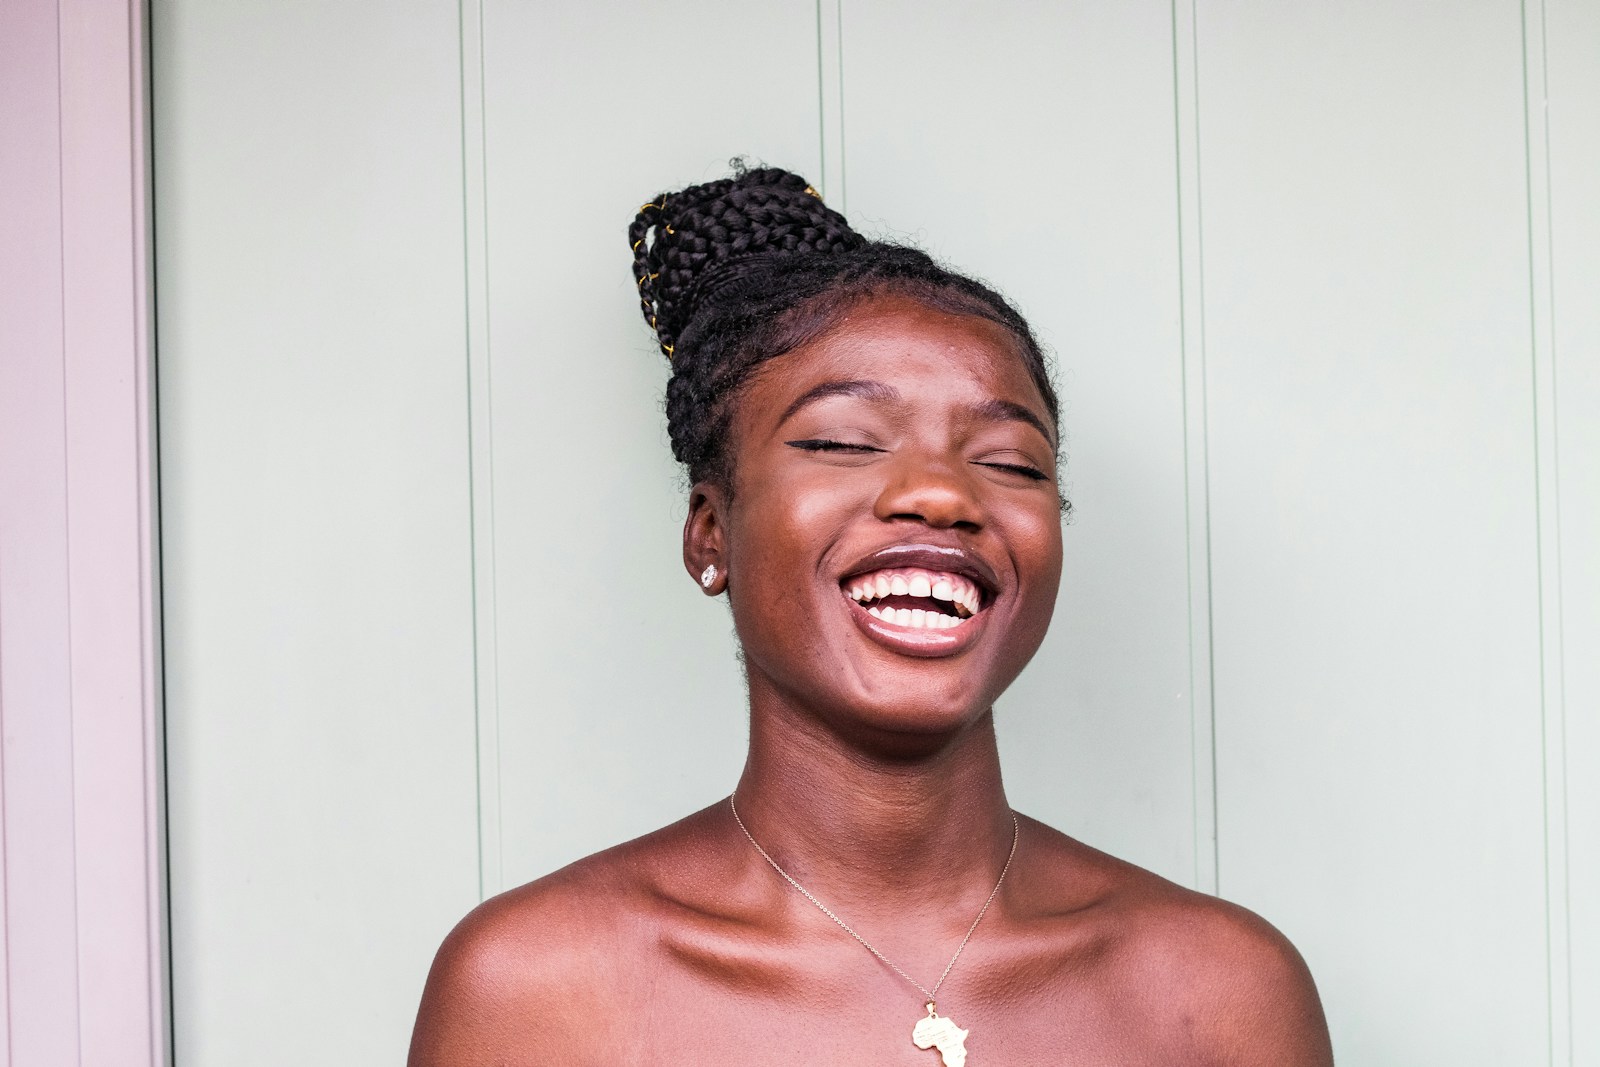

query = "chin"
[[736, 601, 1032, 749], [831, 679, 1000, 745]]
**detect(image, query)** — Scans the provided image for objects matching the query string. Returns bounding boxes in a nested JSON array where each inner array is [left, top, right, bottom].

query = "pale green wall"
[[153, 1, 1598, 1063]]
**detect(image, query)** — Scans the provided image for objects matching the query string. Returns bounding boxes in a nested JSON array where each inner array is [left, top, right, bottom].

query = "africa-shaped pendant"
[[912, 1002, 970, 1067]]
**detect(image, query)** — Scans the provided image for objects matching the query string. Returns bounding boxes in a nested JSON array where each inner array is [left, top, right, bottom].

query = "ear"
[[683, 481, 728, 595]]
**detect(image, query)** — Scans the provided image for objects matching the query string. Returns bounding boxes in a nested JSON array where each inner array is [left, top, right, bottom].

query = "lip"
[[836, 541, 1001, 659]]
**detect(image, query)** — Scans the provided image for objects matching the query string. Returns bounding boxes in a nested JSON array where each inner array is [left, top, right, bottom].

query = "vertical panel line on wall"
[[1520, 0, 1571, 1061], [816, 0, 845, 211], [1170, 0, 1218, 896], [147, 0, 180, 1055], [459, 0, 502, 900], [133, 1, 172, 1057]]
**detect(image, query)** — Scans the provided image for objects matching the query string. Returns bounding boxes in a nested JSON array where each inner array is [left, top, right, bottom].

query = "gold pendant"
[[912, 1002, 970, 1066]]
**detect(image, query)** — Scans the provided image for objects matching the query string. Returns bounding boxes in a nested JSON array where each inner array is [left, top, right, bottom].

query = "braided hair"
[[630, 163, 1061, 501]]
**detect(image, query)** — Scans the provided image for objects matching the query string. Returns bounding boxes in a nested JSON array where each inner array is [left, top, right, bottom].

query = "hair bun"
[[629, 165, 864, 359]]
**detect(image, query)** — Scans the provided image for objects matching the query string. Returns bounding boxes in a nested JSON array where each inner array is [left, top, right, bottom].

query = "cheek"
[[723, 482, 840, 615], [1011, 508, 1065, 605], [729, 465, 866, 565]]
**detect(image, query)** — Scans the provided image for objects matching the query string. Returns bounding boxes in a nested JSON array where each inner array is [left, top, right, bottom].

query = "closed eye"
[[785, 439, 886, 454], [975, 460, 1050, 481]]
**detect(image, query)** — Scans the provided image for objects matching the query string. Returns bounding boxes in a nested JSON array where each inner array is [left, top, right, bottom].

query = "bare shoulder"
[[406, 804, 730, 1066], [404, 853, 631, 1065], [1128, 889, 1332, 1065], [1019, 819, 1334, 1066]]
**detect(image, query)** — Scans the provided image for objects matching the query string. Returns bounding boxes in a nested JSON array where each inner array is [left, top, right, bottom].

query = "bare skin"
[[409, 296, 1334, 1066]]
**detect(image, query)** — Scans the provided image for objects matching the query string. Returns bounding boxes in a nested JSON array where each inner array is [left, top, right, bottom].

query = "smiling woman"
[[405, 165, 1335, 1066]]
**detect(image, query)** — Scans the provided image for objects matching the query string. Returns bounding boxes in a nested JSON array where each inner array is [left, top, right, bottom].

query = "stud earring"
[[700, 564, 718, 589]]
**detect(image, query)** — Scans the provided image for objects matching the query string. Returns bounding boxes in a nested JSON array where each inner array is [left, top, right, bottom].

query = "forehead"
[[744, 294, 1046, 416]]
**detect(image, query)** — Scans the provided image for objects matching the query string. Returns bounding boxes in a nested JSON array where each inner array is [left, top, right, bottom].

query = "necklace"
[[729, 794, 1019, 1066]]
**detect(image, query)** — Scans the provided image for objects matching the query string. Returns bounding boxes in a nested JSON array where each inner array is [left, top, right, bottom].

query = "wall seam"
[[834, 0, 845, 211], [54, 0, 85, 1055], [1520, 0, 1571, 1062], [813, 0, 825, 196], [454, 0, 480, 904], [816, 0, 846, 211], [1171, 0, 1218, 897], [476, 0, 502, 903], [129, 1, 169, 1061], [458, 0, 501, 901]]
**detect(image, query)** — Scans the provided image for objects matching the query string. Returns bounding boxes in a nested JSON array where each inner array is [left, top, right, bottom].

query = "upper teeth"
[[844, 567, 983, 620]]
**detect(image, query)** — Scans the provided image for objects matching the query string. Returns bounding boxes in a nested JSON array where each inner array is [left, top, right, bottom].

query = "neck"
[[732, 681, 1015, 919]]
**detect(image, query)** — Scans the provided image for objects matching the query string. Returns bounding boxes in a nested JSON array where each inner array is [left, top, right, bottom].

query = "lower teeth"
[[865, 605, 965, 629]]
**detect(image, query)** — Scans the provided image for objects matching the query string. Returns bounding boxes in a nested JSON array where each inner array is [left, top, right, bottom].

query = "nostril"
[[884, 511, 982, 531], [873, 463, 987, 530]]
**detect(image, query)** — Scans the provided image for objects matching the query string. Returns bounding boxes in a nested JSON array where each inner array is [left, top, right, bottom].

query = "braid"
[[630, 167, 863, 358], [627, 163, 1064, 512], [628, 200, 667, 347]]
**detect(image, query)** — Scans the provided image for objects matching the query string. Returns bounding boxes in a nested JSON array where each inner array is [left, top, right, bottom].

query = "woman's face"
[[695, 293, 1063, 742]]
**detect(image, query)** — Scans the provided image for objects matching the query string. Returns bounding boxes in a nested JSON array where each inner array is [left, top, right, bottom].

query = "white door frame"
[[0, 1, 166, 1063]]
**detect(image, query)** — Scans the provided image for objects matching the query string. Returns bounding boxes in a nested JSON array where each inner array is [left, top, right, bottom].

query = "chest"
[[561, 966, 1204, 1067]]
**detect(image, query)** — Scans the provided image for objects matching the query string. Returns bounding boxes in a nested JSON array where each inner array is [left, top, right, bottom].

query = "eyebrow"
[[778, 379, 900, 426], [968, 397, 1057, 449]]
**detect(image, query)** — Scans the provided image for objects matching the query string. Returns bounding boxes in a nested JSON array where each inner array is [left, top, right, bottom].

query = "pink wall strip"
[[0, 1, 167, 1064]]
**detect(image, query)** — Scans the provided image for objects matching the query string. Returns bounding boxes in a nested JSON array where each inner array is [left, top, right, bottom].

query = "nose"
[[872, 449, 985, 532]]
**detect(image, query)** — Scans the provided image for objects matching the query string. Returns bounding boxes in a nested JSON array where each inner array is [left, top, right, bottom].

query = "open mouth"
[[842, 568, 985, 630]]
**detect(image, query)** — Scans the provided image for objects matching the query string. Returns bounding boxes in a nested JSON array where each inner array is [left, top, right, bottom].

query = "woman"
[[408, 166, 1333, 1065]]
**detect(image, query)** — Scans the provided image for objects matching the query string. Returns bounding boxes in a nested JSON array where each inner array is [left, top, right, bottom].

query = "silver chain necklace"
[[729, 793, 1019, 1066]]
